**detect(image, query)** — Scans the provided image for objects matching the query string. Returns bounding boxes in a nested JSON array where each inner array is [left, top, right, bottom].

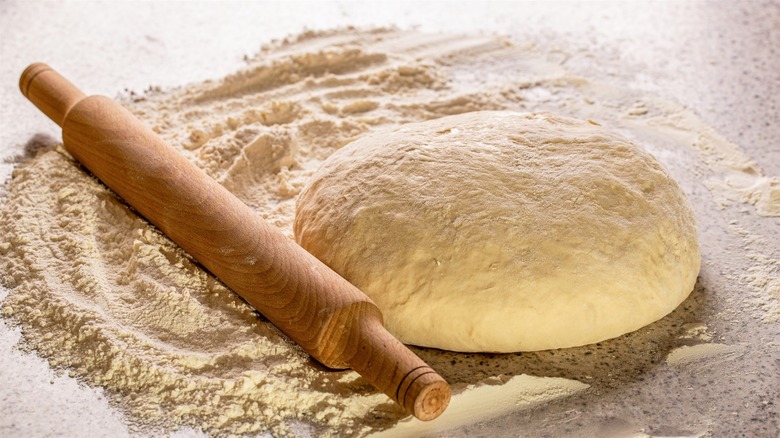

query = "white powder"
[[677, 322, 713, 342], [726, 221, 780, 323], [0, 149, 393, 437], [1, 28, 777, 436], [666, 344, 747, 372]]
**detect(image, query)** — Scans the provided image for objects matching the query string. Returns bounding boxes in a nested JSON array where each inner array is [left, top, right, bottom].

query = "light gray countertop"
[[1, 1, 778, 437]]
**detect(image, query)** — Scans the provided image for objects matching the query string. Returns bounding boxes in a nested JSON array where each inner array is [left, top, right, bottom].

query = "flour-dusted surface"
[[295, 111, 700, 352], [2, 150, 375, 437], [0, 29, 593, 436], [1, 23, 778, 438]]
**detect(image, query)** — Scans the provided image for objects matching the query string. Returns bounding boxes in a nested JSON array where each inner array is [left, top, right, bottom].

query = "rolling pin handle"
[[349, 318, 451, 421], [20, 63, 87, 127]]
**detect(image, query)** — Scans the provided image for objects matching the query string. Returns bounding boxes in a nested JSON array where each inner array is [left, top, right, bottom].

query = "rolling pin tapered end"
[[346, 317, 451, 421], [20, 63, 86, 127], [410, 374, 451, 421]]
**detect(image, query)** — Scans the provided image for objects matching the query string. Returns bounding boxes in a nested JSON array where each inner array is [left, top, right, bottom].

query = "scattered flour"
[[638, 108, 779, 217], [1, 27, 778, 437], [677, 322, 713, 342], [727, 220, 780, 323], [369, 374, 589, 437], [561, 416, 709, 438], [665, 343, 747, 372]]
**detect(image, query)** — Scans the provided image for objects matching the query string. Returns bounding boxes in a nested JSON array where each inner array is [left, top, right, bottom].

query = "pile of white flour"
[[1, 28, 776, 436]]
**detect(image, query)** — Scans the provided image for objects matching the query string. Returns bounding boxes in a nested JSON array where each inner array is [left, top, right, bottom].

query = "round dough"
[[294, 111, 700, 352]]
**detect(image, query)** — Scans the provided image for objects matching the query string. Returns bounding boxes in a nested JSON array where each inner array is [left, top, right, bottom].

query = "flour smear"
[[1, 28, 777, 437]]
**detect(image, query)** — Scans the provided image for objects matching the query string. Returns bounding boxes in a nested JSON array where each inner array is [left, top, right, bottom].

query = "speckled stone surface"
[[1, 1, 778, 437]]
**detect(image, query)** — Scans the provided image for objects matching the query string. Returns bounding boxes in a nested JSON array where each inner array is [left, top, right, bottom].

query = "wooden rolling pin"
[[19, 63, 450, 421]]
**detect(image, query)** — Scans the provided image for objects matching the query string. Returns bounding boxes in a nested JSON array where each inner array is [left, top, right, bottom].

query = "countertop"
[[1, 1, 778, 437]]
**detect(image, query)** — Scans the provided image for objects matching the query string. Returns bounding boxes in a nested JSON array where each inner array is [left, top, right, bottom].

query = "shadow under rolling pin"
[[19, 63, 451, 421]]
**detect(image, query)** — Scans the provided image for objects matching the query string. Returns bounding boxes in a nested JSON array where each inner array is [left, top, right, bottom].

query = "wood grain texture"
[[20, 63, 450, 421]]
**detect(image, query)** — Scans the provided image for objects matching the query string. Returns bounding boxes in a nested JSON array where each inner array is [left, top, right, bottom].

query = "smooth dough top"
[[294, 111, 700, 352]]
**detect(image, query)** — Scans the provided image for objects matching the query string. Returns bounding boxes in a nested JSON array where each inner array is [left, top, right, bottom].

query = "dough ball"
[[294, 111, 700, 352]]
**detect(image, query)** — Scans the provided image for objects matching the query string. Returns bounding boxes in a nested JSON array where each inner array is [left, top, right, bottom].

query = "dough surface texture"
[[294, 111, 700, 352]]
